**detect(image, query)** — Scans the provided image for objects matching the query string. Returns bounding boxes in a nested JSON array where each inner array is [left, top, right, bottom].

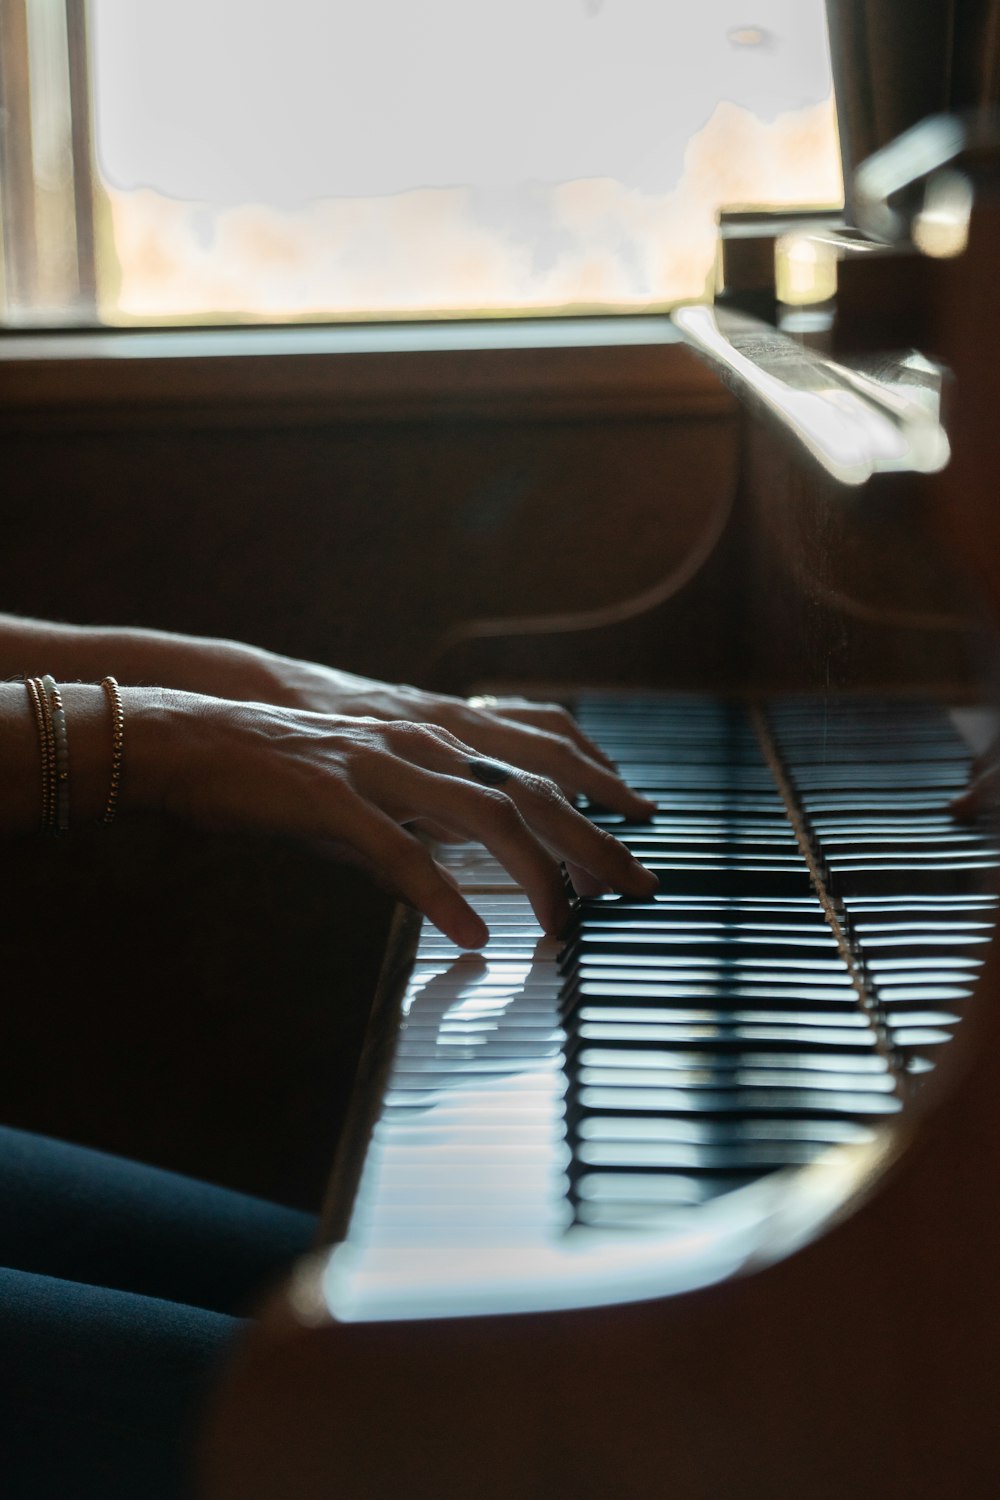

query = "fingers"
[[363, 730, 657, 935], [406, 818, 467, 844], [447, 702, 655, 819], [496, 768, 657, 905], [185, 705, 655, 949], [427, 778, 578, 935], [482, 698, 620, 773], [333, 793, 490, 949], [338, 771, 576, 943], [335, 722, 656, 937], [331, 684, 652, 815], [565, 861, 613, 898]]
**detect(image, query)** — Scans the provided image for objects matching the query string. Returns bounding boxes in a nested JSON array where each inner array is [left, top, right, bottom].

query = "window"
[[1, 0, 841, 327]]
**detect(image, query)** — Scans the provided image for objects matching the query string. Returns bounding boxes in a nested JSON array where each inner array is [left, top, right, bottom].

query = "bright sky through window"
[[87, 0, 841, 323]]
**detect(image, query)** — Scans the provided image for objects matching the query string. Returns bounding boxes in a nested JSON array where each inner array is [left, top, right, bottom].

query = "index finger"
[[506, 732, 657, 819], [454, 717, 656, 820], [482, 699, 620, 773], [331, 792, 491, 949]]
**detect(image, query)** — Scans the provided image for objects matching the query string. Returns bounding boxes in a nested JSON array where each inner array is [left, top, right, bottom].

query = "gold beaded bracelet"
[[25, 676, 57, 833], [40, 674, 70, 833], [100, 676, 125, 825]]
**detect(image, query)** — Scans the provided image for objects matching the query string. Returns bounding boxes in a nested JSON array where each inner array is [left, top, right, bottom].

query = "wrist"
[[14, 680, 123, 828], [56, 681, 193, 824]]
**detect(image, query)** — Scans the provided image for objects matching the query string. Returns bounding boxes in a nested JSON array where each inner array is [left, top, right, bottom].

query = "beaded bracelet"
[[25, 676, 57, 833], [40, 674, 70, 833], [100, 676, 125, 825]]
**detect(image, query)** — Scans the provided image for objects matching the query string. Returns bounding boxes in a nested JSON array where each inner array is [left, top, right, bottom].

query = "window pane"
[[88, 1, 840, 323]]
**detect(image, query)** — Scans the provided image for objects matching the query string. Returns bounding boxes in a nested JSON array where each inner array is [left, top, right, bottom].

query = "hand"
[[10, 620, 655, 823], [238, 653, 656, 822], [147, 695, 657, 949]]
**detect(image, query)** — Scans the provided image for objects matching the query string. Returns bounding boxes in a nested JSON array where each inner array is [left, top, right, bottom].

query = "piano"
[[203, 5, 1000, 1495]]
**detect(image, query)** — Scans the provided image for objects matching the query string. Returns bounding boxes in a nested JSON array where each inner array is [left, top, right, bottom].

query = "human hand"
[[142, 694, 657, 948], [237, 654, 656, 822], [27, 623, 655, 823]]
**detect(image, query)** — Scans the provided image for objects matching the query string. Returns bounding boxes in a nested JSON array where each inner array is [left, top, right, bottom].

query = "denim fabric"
[[0, 1126, 316, 1498]]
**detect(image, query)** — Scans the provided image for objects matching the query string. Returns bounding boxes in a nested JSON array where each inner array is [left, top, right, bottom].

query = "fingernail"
[[626, 864, 659, 896], [456, 915, 490, 950]]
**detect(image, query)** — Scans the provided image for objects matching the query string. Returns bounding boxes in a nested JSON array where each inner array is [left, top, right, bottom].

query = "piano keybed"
[[329, 696, 998, 1317]]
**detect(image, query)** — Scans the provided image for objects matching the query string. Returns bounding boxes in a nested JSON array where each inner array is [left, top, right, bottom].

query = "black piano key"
[[571, 1086, 902, 1118], [574, 1020, 893, 1050], [625, 866, 815, 897], [566, 913, 838, 936], [606, 833, 801, 851], [569, 961, 858, 984], [827, 862, 998, 896], [586, 795, 788, 821], [577, 895, 827, 915], [573, 1138, 855, 1172], [562, 934, 841, 963], [567, 989, 861, 1018]]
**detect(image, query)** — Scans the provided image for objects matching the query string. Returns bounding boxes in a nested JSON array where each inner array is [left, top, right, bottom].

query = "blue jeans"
[[0, 1125, 316, 1498]]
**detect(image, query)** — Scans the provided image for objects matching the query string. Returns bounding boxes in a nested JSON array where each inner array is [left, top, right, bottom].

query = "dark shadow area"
[[0, 819, 392, 1211]]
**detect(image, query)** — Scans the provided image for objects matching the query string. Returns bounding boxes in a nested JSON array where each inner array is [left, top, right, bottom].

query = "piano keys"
[[320, 693, 999, 1298]]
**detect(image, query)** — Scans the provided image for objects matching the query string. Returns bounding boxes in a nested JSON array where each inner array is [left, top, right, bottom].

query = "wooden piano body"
[[200, 12, 1000, 1497]]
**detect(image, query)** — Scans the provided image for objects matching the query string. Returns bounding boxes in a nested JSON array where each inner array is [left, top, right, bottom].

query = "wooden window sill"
[[0, 316, 732, 428]]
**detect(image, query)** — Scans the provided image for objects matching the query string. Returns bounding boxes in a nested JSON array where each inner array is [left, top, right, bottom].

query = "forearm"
[[0, 613, 273, 701]]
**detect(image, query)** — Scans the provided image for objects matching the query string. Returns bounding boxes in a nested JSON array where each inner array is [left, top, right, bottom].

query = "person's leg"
[[0, 1264, 237, 1499], [0, 1123, 316, 1314]]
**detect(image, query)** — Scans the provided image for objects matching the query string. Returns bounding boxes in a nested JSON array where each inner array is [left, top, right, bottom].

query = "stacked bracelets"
[[24, 675, 125, 833]]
